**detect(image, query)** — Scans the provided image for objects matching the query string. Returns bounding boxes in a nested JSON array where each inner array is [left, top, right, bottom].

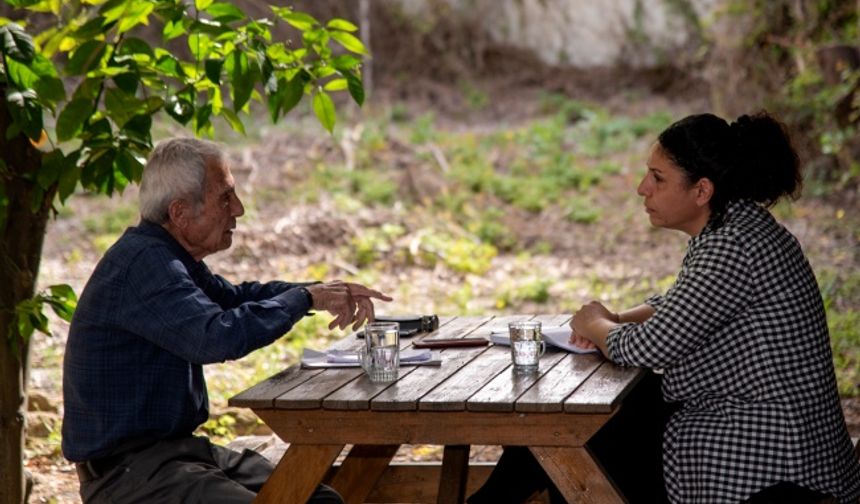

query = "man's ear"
[[166, 199, 189, 228], [695, 178, 714, 207]]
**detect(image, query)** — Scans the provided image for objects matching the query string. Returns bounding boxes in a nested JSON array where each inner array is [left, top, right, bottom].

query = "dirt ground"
[[23, 81, 860, 503]]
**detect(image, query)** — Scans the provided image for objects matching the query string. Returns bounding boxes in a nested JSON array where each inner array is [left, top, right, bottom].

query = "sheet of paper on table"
[[300, 348, 443, 368], [486, 326, 599, 355]]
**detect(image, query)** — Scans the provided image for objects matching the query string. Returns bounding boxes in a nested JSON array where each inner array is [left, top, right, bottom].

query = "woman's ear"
[[695, 178, 714, 207]]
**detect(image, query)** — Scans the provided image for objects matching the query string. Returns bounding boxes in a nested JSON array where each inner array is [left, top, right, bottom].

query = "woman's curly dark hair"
[[657, 111, 802, 221]]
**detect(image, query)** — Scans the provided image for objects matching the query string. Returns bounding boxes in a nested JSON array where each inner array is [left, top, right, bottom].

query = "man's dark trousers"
[[77, 436, 343, 503]]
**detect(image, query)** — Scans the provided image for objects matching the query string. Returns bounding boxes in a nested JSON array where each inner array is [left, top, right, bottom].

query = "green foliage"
[[829, 309, 860, 396], [495, 278, 552, 309], [11, 284, 76, 354], [0, 0, 366, 351]]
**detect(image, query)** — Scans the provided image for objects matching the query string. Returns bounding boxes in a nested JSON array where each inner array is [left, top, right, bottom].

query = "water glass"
[[361, 322, 400, 382], [509, 321, 545, 373]]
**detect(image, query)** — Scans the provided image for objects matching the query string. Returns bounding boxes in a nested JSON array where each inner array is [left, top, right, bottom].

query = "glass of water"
[[361, 322, 400, 382], [508, 321, 545, 374]]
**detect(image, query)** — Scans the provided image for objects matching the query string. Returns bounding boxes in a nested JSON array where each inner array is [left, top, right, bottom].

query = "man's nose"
[[232, 194, 245, 217]]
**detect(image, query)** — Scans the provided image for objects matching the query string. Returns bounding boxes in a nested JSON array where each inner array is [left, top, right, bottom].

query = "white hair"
[[139, 138, 225, 223]]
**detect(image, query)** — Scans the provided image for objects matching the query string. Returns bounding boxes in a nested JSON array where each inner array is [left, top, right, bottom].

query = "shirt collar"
[[135, 219, 208, 276]]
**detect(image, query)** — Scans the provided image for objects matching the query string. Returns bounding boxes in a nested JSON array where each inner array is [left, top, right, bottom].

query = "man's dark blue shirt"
[[62, 220, 312, 462]]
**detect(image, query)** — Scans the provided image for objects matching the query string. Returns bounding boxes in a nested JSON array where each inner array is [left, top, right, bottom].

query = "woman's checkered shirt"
[[607, 199, 860, 503]]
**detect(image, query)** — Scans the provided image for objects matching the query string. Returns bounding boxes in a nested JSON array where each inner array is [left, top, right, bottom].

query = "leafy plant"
[[0, 1, 366, 500]]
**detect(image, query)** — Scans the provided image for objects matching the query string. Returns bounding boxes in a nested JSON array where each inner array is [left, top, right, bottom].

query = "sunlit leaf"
[[323, 78, 347, 91], [274, 9, 318, 31], [329, 30, 368, 55], [204, 2, 245, 23], [219, 107, 245, 134], [326, 19, 358, 32], [163, 19, 186, 40], [195, 0, 213, 10], [116, 1, 153, 34], [312, 89, 335, 133]]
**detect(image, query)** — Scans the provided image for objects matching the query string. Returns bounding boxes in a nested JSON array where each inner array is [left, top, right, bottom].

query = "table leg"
[[254, 444, 344, 504], [437, 445, 470, 504], [327, 444, 400, 504], [530, 446, 623, 504]]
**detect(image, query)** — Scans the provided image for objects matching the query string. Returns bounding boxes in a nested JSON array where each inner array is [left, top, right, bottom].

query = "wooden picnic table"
[[229, 315, 647, 504]]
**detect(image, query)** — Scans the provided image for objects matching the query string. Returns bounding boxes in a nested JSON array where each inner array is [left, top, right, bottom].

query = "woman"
[[468, 112, 860, 504], [571, 112, 860, 502]]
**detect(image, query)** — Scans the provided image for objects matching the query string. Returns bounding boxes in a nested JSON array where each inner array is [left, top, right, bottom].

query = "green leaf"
[[113, 73, 139, 94], [57, 150, 80, 203], [204, 58, 222, 84], [276, 10, 319, 31], [105, 87, 145, 127], [229, 50, 253, 111], [204, 2, 245, 22], [326, 19, 358, 32], [56, 98, 94, 141], [4, 0, 41, 7], [46, 284, 77, 322], [154, 53, 184, 78], [114, 147, 143, 182], [7, 58, 39, 89], [65, 40, 106, 76], [72, 16, 109, 40], [343, 69, 364, 106], [0, 23, 35, 62], [37, 148, 65, 189], [116, 1, 153, 34], [312, 89, 335, 133], [195, 0, 214, 10], [331, 54, 362, 71], [163, 19, 186, 41], [188, 32, 213, 60], [6, 89, 43, 140], [195, 103, 212, 134], [329, 30, 368, 55], [117, 37, 154, 58], [219, 108, 245, 134], [165, 95, 194, 125], [323, 78, 347, 91], [121, 113, 153, 150]]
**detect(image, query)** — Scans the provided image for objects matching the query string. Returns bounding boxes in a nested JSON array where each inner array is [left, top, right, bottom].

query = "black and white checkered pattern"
[[607, 199, 860, 502]]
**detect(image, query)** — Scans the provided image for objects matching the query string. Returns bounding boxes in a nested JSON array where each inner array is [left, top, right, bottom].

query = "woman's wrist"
[[612, 312, 621, 324]]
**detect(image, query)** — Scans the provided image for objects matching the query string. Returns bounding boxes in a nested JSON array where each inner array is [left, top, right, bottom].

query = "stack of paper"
[[486, 326, 599, 355]]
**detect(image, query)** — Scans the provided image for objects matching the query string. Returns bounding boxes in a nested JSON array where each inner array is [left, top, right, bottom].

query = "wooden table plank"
[[230, 326, 370, 409], [256, 409, 611, 446], [418, 315, 532, 411], [326, 444, 399, 504], [229, 366, 324, 409], [369, 316, 494, 412], [563, 361, 645, 413], [531, 446, 623, 504], [467, 315, 571, 412], [274, 368, 365, 409], [254, 444, 344, 504], [515, 353, 604, 413]]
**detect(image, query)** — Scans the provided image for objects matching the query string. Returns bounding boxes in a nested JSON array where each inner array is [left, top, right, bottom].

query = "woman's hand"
[[569, 329, 598, 350], [570, 301, 618, 356]]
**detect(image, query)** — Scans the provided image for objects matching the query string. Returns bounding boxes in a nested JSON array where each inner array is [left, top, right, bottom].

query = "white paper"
[[300, 348, 442, 368], [487, 326, 599, 355]]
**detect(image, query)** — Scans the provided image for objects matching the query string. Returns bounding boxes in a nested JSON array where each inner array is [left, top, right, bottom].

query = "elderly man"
[[62, 138, 391, 503]]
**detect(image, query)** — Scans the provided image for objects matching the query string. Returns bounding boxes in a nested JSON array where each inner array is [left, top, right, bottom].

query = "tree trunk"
[[0, 86, 51, 504]]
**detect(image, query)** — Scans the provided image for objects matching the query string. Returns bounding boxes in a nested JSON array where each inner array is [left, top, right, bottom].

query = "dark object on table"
[[359, 314, 440, 337], [413, 337, 489, 349]]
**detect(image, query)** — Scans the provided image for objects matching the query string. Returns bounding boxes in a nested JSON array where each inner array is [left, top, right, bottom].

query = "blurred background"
[[25, 1, 859, 501]]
